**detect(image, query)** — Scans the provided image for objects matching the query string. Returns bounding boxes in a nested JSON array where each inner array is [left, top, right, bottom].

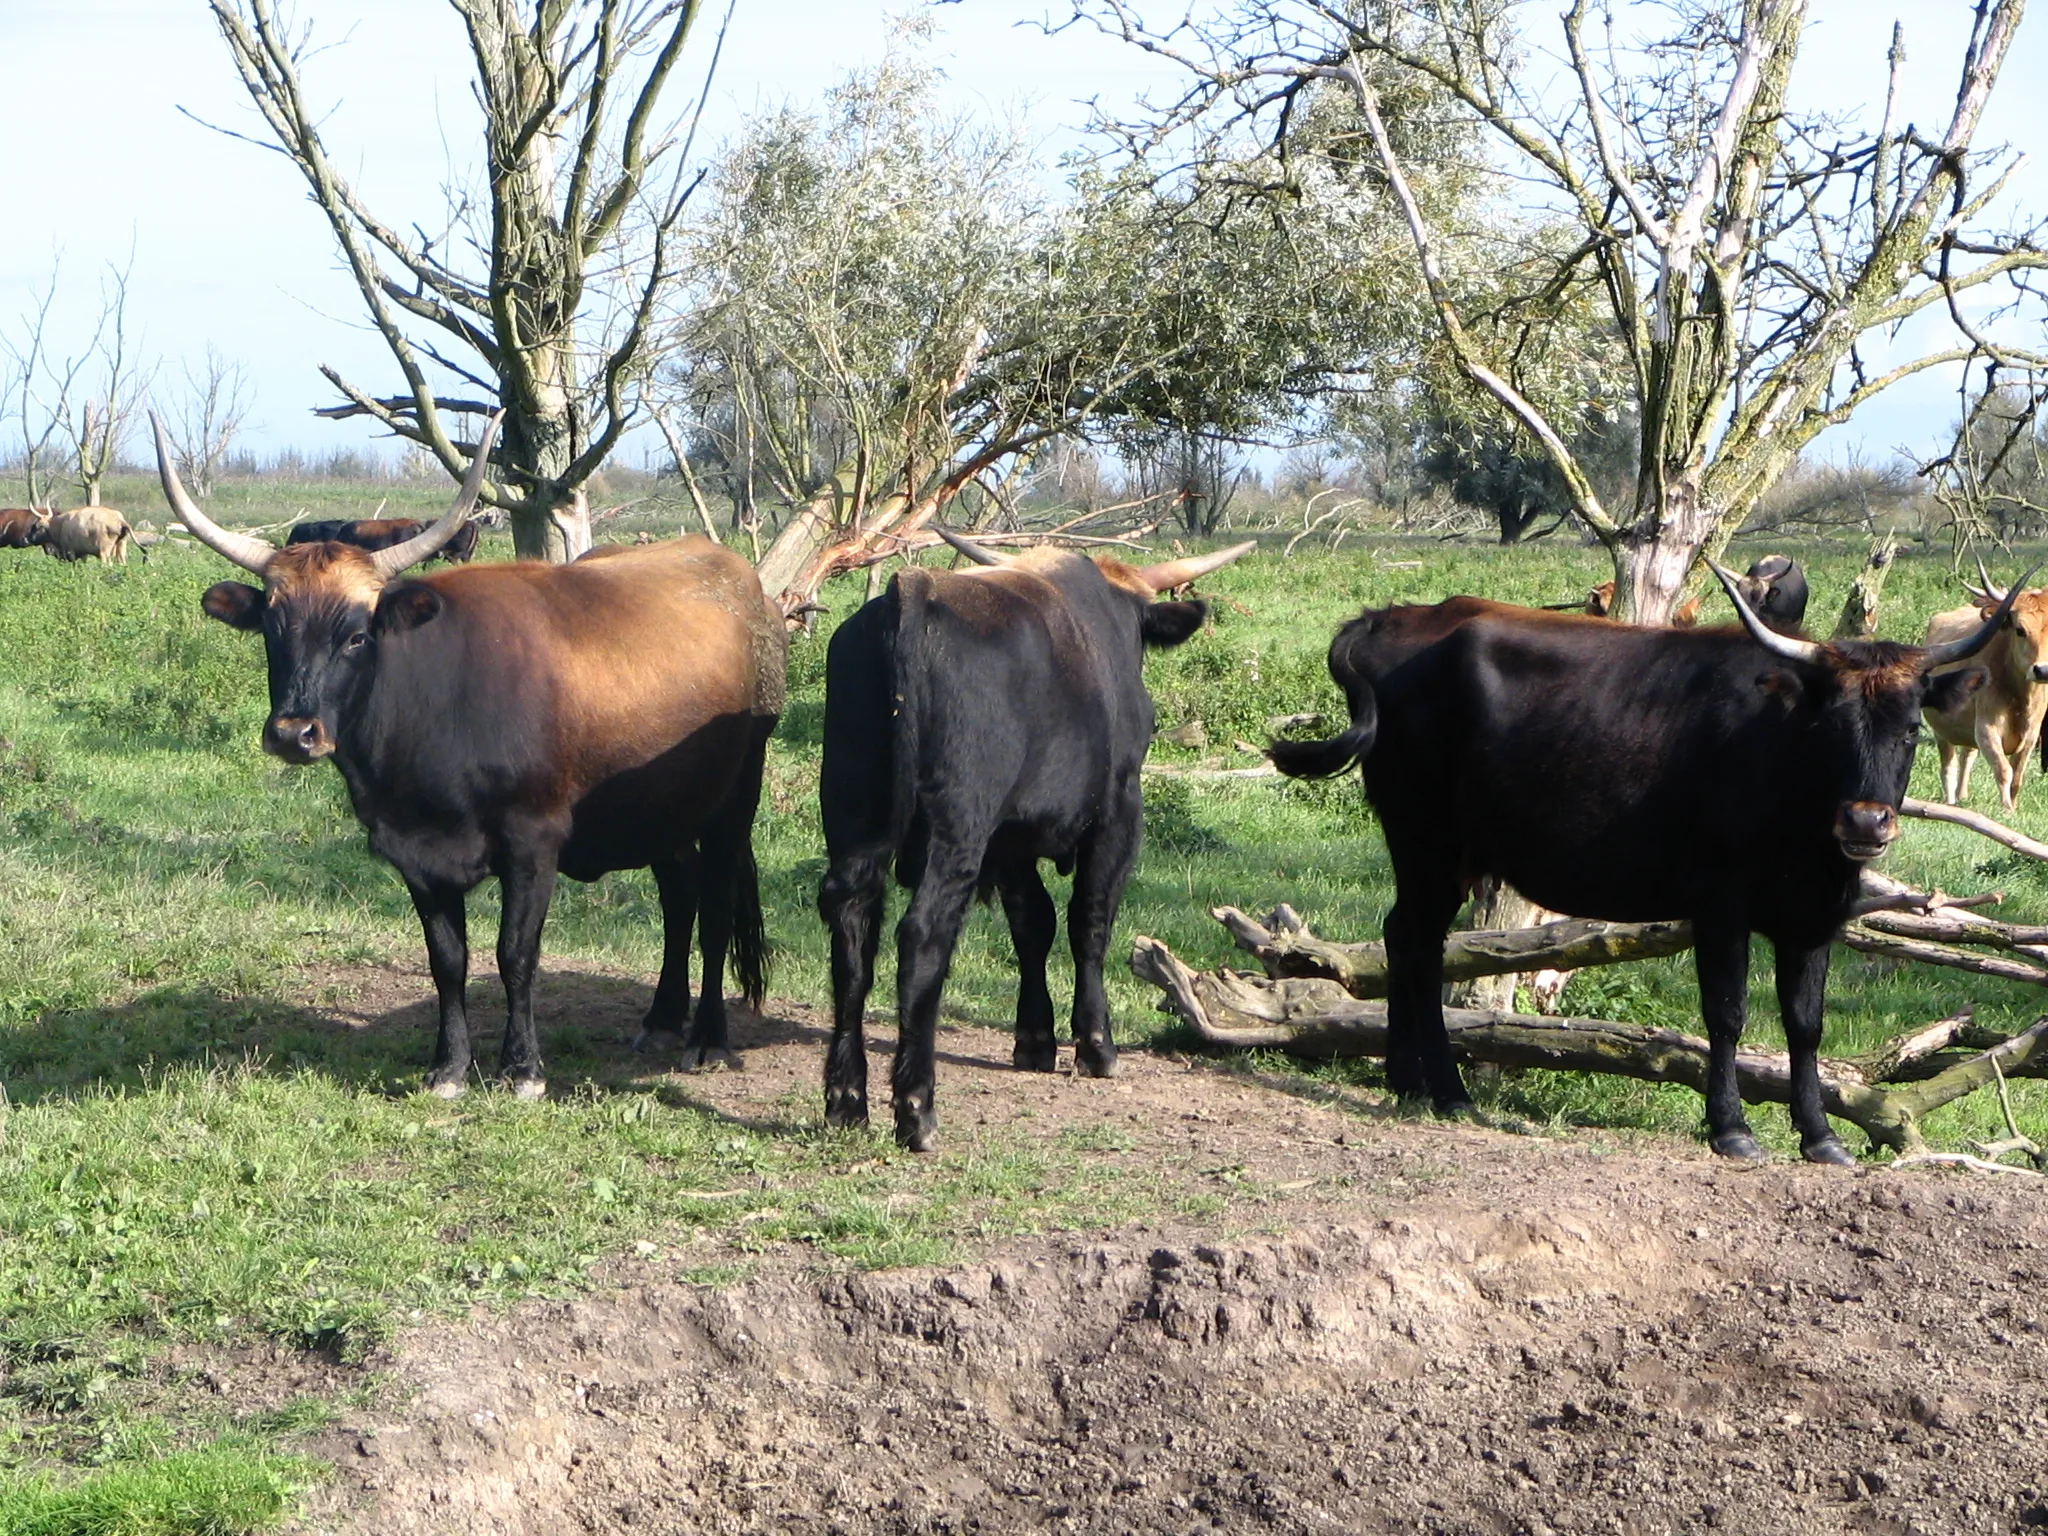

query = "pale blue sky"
[[0, 1, 2041, 467]]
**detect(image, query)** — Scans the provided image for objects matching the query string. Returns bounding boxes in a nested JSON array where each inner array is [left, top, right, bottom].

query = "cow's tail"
[[729, 834, 768, 1010], [887, 569, 932, 850], [1267, 677, 1379, 779]]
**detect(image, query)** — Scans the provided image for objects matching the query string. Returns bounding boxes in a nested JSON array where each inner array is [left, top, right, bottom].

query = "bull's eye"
[[342, 631, 369, 654]]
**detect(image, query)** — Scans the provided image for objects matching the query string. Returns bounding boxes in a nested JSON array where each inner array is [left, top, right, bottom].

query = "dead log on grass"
[[1129, 933, 2048, 1154]]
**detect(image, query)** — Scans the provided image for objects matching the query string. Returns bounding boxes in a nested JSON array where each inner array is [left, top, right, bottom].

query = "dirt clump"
[[289, 980, 2048, 1536]]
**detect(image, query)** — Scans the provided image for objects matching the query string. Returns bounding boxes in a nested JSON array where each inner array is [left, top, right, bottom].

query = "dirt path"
[[293, 969, 2048, 1536]]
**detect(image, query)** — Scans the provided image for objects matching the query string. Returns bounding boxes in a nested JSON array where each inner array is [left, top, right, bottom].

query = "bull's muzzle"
[[1834, 801, 1898, 862], [2032, 661, 2048, 683], [264, 715, 334, 763]]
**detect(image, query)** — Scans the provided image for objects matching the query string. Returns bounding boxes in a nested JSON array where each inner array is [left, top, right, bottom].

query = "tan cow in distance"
[[1923, 559, 2048, 809], [42, 506, 135, 565]]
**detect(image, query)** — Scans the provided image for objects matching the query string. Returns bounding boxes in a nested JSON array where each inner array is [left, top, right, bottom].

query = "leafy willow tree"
[[667, 42, 1460, 608], [207, 0, 725, 561], [1075, 0, 2048, 620]]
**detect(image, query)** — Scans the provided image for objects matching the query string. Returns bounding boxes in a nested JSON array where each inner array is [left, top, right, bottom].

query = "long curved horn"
[[934, 527, 1008, 567], [369, 413, 501, 578], [1706, 560, 1824, 663], [151, 412, 276, 575], [1966, 551, 2005, 604], [1134, 539, 1257, 593], [1923, 560, 2044, 667]]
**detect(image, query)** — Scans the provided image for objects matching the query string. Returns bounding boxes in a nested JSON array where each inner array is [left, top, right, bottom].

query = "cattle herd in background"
[[2, 423, 2041, 1164]]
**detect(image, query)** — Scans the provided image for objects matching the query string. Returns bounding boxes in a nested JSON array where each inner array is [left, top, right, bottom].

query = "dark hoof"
[[824, 1089, 869, 1130], [1013, 1038, 1058, 1074], [1802, 1136, 1856, 1167], [1710, 1129, 1768, 1162], [1074, 1042, 1119, 1080], [507, 1077, 548, 1102], [631, 1026, 683, 1055], [1432, 1097, 1478, 1121], [895, 1109, 938, 1153], [679, 1045, 743, 1073]]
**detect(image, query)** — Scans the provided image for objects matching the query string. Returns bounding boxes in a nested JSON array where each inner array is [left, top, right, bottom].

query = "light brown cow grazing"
[[1923, 560, 2048, 809], [43, 506, 134, 565]]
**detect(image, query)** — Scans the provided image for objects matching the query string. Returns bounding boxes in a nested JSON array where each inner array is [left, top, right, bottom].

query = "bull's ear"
[[376, 581, 444, 634], [1755, 669, 1804, 707], [1924, 665, 1988, 715], [201, 581, 264, 631], [1142, 599, 1207, 648]]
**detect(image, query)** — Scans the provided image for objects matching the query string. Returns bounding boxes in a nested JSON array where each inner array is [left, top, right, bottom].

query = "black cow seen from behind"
[[288, 518, 480, 562], [1272, 566, 2019, 1163], [819, 530, 1253, 1150]]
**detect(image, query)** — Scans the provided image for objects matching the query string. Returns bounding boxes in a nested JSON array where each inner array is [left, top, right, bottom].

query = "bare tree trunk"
[[1445, 878, 1542, 1010], [1834, 533, 1900, 640]]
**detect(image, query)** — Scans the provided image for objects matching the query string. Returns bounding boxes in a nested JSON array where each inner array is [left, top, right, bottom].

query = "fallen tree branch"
[[1902, 797, 2048, 862], [1130, 935, 2048, 1153], [1890, 1152, 2047, 1178], [1211, 905, 1695, 997], [1838, 925, 2048, 985]]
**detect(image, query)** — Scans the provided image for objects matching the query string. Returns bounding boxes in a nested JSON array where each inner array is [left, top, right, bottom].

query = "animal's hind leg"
[[998, 856, 1059, 1073], [1067, 804, 1142, 1079], [893, 831, 986, 1151], [820, 849, 887, 1128], [633, 854, 698, 1053], [1938, 742, 1960, 804], [1382, 876, 1468, 1113], [1776, 939, 1853, 1165], [409, 879, 473, 1097], [681, 821, 743, 1073]]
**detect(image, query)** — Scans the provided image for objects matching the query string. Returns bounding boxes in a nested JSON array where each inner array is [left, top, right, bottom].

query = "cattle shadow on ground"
[[0, 967, 1011, 1116]]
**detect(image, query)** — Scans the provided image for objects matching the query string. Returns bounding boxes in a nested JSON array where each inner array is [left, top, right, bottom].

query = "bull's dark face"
[[1769, 647, 1984, 862], [199, 544, 442, 764]]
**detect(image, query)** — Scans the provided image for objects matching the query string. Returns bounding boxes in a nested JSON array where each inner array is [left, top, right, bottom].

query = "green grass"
[[1, 524, 2047, 1529], [0, 1447, 312, 1536]]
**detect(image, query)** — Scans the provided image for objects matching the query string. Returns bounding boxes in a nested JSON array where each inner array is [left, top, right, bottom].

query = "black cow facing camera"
[[1273, 561, 2016, 1165], [819, 529, 1253, 1151]]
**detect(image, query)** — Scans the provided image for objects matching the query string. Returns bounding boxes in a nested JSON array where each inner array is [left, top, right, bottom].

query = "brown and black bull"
[[288, 517, 480, 562], [818, 530, 1252, 1150], [0, 508, 49, 549], [1272, 566, 2020, 1164], [154, 413, 784, 1095]]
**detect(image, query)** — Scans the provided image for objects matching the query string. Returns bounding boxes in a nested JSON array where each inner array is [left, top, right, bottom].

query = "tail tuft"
[[730, 838, 769, 1008]]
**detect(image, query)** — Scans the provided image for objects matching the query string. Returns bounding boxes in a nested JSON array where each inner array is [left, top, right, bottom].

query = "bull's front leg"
[[494, 843, 560, 1100], [1977, 716, 2019, 810], [1695, 918, 1763, 1160], [1775, 940, 1854, 1165], [408, 879, 473, 1098]]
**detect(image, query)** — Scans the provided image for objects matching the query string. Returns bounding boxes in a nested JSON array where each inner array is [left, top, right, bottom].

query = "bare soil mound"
[[293, 970, 2048, 1536]]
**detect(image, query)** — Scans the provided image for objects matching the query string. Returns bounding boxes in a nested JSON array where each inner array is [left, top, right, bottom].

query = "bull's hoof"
[[679, 1045, 742, 1074], [425, 1074, 468, 1100], [508, 1077, 548, 1102], [1074, 1042, 1119, 1080], [1013, 1037, 1058, 1074], [824, 1089, 869, 1130], [1432, 1097, 1478, 1121], [1802, 1136, 1856, 1167], [631, 1026, 683, 1055], [895, 1113, 937, 1153], [1709, 1128, 1768, 1162]]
